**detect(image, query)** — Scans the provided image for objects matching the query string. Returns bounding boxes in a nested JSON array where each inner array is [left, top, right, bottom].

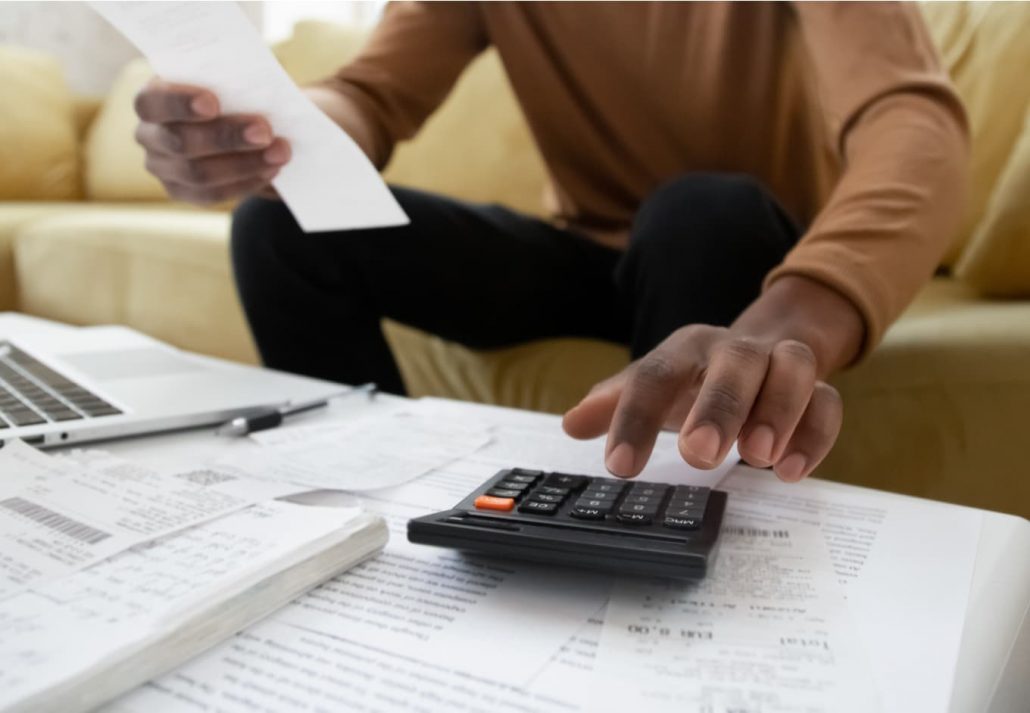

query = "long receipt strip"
[[0, 442, 300, 599], [90, 1, 407, 232]]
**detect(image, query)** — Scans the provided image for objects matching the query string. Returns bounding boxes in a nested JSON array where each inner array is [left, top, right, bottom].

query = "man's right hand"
[[134, 80, 291, 204]]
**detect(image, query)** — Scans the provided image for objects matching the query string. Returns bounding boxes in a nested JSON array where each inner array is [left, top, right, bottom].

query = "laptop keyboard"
[[0, 341, 122, 430]]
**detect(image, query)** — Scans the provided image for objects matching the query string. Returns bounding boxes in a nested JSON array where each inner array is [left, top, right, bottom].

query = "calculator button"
[[518, 500, 559, 515], [535, 486, 571, 497], [498, 480, 532, 492], [628, 484, 670, 498], [616, 512, 653, 525], [474, 495, 516, 512], [486, 488, 524, 499], [529, 493, 565, 504], [506, 474, 541, 484], [673, 485, 708, 496], [580, 490, 620, 502], [543, 473, 589, 490], [511, 468, 544, 476], [664, 505, 706, 519], [667, 497, 707, 511], [619, 503, 659, 517], [574, 498, 615, 513], [570, 506, 608, 520], [586, 482, 626, 494], [623, 494, 662, 505], [662, 516, 701, 530]]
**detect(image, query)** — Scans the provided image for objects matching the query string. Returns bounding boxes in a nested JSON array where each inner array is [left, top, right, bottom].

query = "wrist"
[[730, 275, 865, 376]]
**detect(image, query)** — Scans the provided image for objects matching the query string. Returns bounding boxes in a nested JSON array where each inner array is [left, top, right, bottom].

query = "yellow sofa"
[[2, 7, 1029, 516]]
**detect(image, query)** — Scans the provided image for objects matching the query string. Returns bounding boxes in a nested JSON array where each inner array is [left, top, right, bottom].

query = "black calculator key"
[[512, 468, 544, 476], [574, 498, 615, 513], [673, 485, 708, 495], [535, 486, 571, 497], [529, 493, 565, 504], [498, 480, 531, 492], [616, 512, 653, 525], [624, 494, 663, 505], [619, 502, 659, 517], [506, 473, 540, 484], [662, 516, 702, 530], [570, 506, 608, 520], [628, 484, 669, 498], [487, 488, 524, 499], [587, 482, 626, 494], [580, 490, 620, 502], [543, 473, 589, 490], [665, 505, 706, 519], [519, 500, 559, 515]]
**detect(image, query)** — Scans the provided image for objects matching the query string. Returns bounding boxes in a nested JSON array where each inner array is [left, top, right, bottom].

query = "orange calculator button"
[[474, 495, 515, 512]]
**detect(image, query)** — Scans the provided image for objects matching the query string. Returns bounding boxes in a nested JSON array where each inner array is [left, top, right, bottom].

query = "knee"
[[630, 172, 778, 254], [230, 196, 299, 273]]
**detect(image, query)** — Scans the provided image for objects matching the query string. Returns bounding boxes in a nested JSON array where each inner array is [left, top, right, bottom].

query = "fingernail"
[[263, 142, 289, 165], [191, 94, 217, 117], [746, 425, 775, 464], [683, 424, 721, 466], [243, 123, 272, 146], [606, 443, 635, 478], [776, 453, 808, 482]]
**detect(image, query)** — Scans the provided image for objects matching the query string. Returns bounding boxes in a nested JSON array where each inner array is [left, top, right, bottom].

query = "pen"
[[216, 382, 378, 437]]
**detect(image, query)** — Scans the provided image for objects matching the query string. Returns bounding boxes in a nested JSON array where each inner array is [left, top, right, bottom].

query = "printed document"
[[0, 442, 300, 598], [91, 1, 408, 232], [593, 521, 880, 713], [718, 467, 982, 713], [1, 499, 373, 711], [230, 408, 492, 491]]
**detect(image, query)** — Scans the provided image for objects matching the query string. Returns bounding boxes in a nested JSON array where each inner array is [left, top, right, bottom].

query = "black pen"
[[216, 382, 378, 437]]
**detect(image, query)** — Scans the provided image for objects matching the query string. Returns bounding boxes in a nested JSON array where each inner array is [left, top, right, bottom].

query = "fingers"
[[737, 340, 817, 467], [562, 372, 626, 440], [603, 351, 692, 478], [135, 80, 219, 123], [144, 138, 289, 191], [135, 115, 274, 158], [773, 382, 843, 482], [679, 338, 769, 469], [162, 174, 283, 206]]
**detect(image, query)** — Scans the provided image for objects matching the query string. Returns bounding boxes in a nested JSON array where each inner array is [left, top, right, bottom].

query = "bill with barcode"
[[0, 441, 307, 599]]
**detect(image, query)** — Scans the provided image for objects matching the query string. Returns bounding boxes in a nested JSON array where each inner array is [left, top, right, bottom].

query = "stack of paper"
[[0, 444, 388, 713]]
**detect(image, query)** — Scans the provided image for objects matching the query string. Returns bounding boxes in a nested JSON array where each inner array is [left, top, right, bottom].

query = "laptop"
[[0, 318, 340, 449]]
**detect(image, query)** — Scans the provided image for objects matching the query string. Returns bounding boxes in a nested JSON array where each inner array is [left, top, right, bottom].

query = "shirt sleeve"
[[317, 2, 488, 168], [765, 2, 970, 358]]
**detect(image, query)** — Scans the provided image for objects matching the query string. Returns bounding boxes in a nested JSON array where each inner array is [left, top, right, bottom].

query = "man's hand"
[[562, 276, 865, 482], [134, 80, 291, 204]]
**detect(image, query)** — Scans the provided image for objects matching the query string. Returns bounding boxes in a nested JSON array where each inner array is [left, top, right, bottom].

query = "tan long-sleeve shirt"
[[322, 1, 968, 353]]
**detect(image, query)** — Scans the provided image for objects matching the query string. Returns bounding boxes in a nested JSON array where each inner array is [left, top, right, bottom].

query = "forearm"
[[732, 275, 865, 377], [304, 86, 387, 168]]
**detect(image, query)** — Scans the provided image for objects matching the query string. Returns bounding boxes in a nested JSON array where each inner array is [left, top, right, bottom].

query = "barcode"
[[175, 469, 236, 486], [0, 497, 112, 545], [722, 526, 789, 539]]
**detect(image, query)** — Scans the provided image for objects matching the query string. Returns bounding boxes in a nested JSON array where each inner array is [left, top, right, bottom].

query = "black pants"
[[231, 173, 800, 395]]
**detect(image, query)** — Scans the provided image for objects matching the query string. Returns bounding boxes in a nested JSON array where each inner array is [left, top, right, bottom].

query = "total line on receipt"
[[90, 1, 408, 233]]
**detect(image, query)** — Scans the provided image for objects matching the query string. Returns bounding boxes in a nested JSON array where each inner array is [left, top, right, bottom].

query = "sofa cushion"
[[12, 210, 257, 365], [954, 108, 1030, 296], [0, 45, 81, 200], [920, 2, 1030, 267]]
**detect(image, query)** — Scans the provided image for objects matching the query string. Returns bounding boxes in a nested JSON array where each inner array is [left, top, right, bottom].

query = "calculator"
[[407, 468, 727, 579]]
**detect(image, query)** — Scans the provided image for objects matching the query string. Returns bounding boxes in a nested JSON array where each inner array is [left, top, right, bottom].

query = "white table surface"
[[76, 393, 1029, 713]]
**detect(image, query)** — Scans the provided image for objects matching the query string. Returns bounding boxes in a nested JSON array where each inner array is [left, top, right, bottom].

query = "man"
[[133, 3, 967, 482]]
